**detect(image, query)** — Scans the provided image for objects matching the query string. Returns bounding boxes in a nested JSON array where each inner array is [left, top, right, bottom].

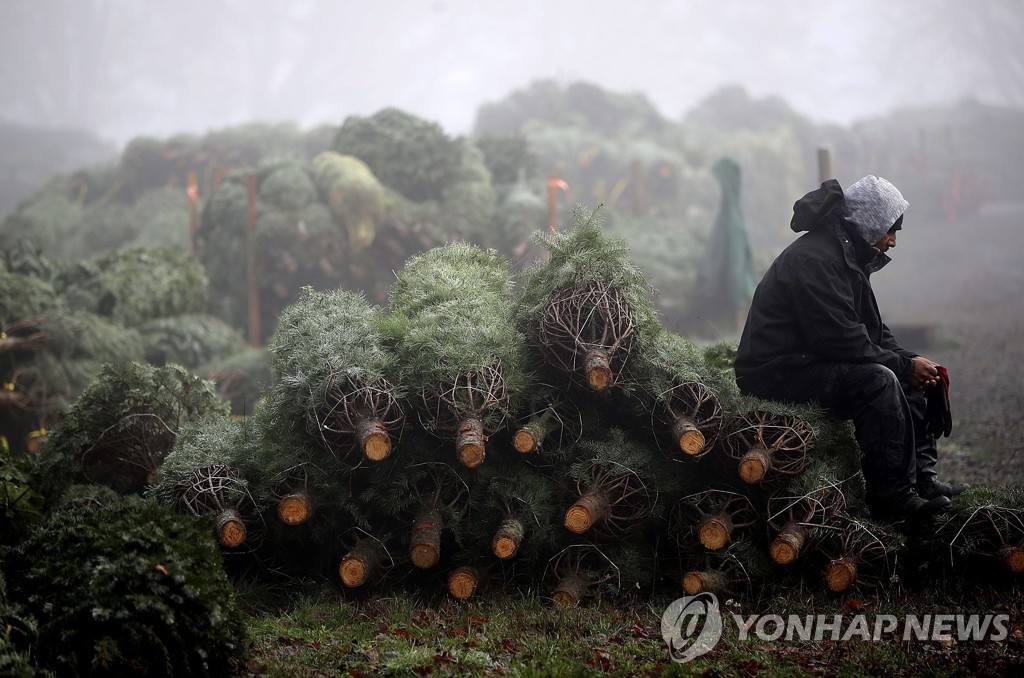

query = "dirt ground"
[[872, 204, 1024, 487]]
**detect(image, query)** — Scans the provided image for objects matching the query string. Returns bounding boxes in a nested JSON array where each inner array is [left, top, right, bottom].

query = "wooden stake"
[[246, 173, 261, 347], [187, 170, 198, 255]]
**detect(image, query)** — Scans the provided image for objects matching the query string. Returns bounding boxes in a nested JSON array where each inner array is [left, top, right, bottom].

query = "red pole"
[[547, 174, 569, 233], [187, 170, 198, 256]]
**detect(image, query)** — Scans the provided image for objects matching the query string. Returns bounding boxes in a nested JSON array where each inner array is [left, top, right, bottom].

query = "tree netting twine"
[[538, 279, 638, 390], [722, 409, 816, 484]]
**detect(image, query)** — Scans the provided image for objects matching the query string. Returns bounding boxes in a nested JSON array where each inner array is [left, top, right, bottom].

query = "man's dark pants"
[[739, 362, 937, 504]]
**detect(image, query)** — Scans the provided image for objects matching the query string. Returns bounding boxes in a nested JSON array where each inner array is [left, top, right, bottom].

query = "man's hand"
[[909, 356, 941, 391]]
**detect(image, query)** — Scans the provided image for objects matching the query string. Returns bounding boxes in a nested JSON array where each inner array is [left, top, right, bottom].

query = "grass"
[[237, 576, 1024, 677]]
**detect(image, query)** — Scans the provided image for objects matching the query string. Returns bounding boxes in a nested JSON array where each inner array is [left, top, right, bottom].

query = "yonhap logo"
[[661, 593, 724, 663]]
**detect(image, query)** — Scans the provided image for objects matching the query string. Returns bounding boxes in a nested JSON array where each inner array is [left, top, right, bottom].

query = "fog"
[[2, 0, 1022, 145]]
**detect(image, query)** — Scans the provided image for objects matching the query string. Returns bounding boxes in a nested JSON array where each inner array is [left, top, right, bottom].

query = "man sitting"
[[734, 175, 967, 523]]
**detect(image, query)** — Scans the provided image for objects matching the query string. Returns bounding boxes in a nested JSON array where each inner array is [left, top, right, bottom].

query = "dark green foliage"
[[138, 313, 246, 369], [475, 134, 540, 186], [333, 108, 463, 203], [34, 362, 228, 500], [2, 496, 247, 677], [89, 248, 209, 326], [0, 271, 58, 326], [0, 445, 45, 545]]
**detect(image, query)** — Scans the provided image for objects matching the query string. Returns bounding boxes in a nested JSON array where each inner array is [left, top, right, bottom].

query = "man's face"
[[874, 230, 898, 253]]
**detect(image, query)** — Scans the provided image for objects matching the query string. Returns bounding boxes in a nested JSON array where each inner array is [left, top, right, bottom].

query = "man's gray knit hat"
[[843, 175, 909, 244]]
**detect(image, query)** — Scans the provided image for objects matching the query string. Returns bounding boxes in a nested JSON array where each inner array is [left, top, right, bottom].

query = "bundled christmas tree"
[[266, 286, 404, 464], [388, 243, 528, 468], [517, 205, 661, 392], [33, 362, 227, 502]]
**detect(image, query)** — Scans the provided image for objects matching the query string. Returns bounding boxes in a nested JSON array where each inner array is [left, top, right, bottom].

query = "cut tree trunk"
[[491, 517, 525, 559], [552, 574, 589, 606], [356, 418, 392, 461], [739, 446, 773, 484], [564, 491, 610, 534], [339, 540, 383, 588], [277, 493, 313, 526], [697, 514, 733, 551], [447, 566, 480, 599], [584, 348, 613, 391], [682, 569, 729, 596], [410, 508, 443, 569], [999, 545, 1024, 574], [513, 408, 559, 454], [456, 416, 486, 468], [770, 522, 808, 565], [672, 416, 706, 457], [214, 508, 247, 548], [825, 557, 858, 593]]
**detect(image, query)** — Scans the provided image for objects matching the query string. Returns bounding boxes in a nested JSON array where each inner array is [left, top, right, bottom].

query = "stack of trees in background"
[[117, 209, 1022, 603]]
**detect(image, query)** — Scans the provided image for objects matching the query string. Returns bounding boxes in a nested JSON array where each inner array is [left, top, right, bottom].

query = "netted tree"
[[149, 415, 261, 550], [718, 397, 857, 488], [670, 488, 760, 552], [266, 287, 404, 464], [76, 248, 210, 327], [466, 461, 562, 563], [517, 205, 661, 392], [635, 330, 739, 460], [33, 362, 227, 501], [934, 487, 1024, 578], [333, 108, 464, 204], [558, 428, 667, 540], [388, 243, 528, 468], [676, 538, 770, 598], [360, 458, 471, 571], [813, 515, 903, 594], [765, 457, 856, 566], [311, 151, 386, 253], [544, 543, 622, 606]]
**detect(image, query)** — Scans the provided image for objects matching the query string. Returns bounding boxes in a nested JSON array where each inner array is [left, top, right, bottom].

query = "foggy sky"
[[2, 0, 1022, 145]]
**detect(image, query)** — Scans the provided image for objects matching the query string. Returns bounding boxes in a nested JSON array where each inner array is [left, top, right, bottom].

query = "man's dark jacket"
[[734, 180, 916, 397]]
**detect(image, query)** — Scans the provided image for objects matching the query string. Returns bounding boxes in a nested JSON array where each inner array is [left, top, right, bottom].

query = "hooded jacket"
[[734, 179, 916, 397]]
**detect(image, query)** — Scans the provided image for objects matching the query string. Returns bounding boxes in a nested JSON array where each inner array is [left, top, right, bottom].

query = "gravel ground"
[[874, 205, 1024, 486]]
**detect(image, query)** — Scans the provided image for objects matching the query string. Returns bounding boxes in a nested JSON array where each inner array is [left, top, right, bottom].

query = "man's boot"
[[867, 477, 951, 524], [915, 434, 970, 499]]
